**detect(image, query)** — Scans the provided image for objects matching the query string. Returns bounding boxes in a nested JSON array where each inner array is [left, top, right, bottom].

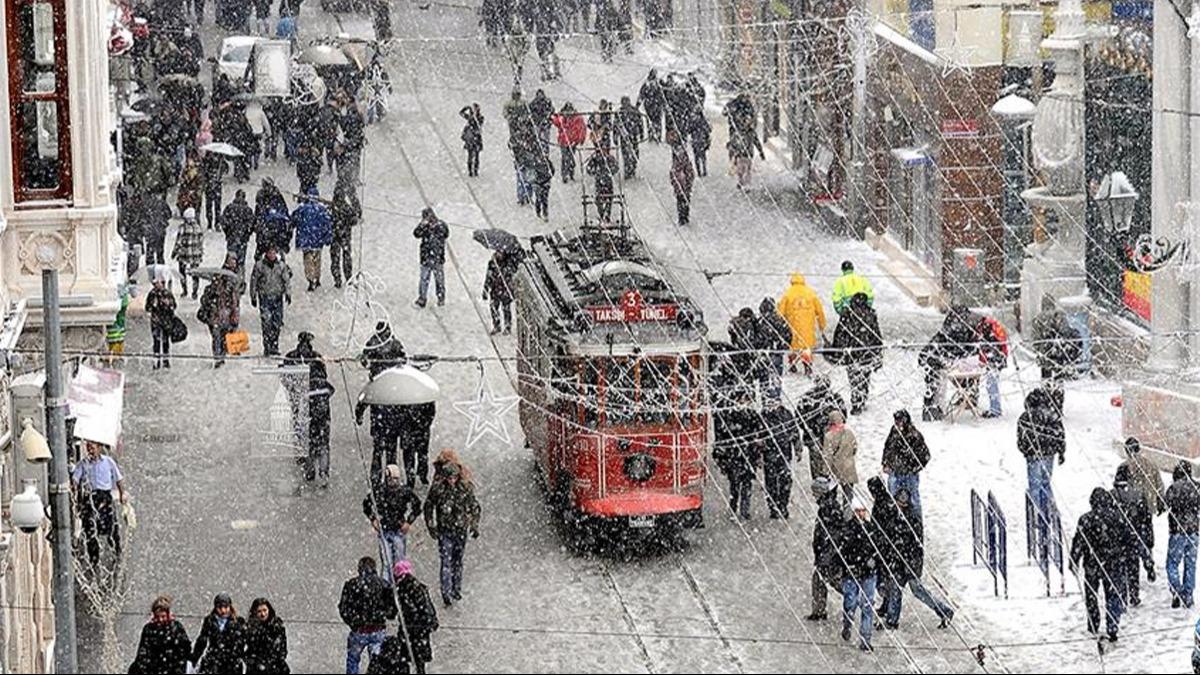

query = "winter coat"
[[308, 377, 335, 442], [291, 199, 333, 251], [338, 570, 398, 631], [250, 257, 292, 300], [460, 107, 484, 151], [712, 406, 760, 478], [1167, 467, 1200, 536], [829, 294, 882, 369], [1070, 488, 1119, 578], [617, 103, 644, 148], [257, 209, 292, 255], [757, 299, 792, 353], [1032, 310, 1082, 372], [820, 412, 858, 486], [1016, 391, 1065, 462], [869, 477, 923, 584], [551, 112, 587, 147], [413, 218, 449, 267], [255, 184, 289, 223], [190, 613, 247, 674], [529, 94, 554, 131], [177, 164, 204, 214], [393, 575, 439, 664], [483, 257, 514, 304], [690, 114, 711, 150], [638, 77, 665, 113], [339, 108, 366, 154], [171, 218, 205, 267], [222, 197, 255, 251], [831, 271, 875, 314], [360, 328, 407, 378], [424, 478, 481, 538], [1112, 473, 1154, 557], [201, 152, 227, 192], [881, 424, 930, 476], [669, 143, 694, 198], [243, 614, 289, 674], [1126, 450, 1166, 514], [128, 139, 175, 195], [331, 189, 362, 242], [978, 316, 1009, 369], [146, 287, 178, 330], [363, 482, 423, 532], [796, 384, 846, 456], [760, 405, 797, 465], [283, 343, 327, 384], [813, 488, 846, 580], [128, 619, 191, 674], [777, 273, 826, 351], [586, 151, 619, 193], [839, 514, 881, 580], [197, 276, 240, 328]]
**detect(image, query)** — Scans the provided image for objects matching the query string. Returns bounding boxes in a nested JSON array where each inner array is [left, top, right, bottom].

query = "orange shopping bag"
[[225, 329, 250, 356]]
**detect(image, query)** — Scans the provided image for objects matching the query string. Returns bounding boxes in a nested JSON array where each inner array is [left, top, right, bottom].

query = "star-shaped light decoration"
[[453, 376, 519, 449]]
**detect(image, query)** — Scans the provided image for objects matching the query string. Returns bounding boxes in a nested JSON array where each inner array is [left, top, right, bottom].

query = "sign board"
[[585, 290, 678, 323], [253, 40, 292, 98], [941, 118, 980, 138], [67, 364, 125, 448], [1122, 269, 1151, 322]]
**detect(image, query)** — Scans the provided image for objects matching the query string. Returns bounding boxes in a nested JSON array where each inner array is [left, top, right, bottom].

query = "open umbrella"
[[189, 266, 240, 281], [130, 97, 164, 115], [472, 228, 522, 255], [360, 365, 440, 405], [199, 142, 245, 157], [296, 44, 351, 67]]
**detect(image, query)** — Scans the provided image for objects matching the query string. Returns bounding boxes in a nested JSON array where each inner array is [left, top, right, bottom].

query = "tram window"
[[581, 361, 602, 426], [640, 358, 674, 424], [606, 358, 637, 425], [677, 356, 698, 423]]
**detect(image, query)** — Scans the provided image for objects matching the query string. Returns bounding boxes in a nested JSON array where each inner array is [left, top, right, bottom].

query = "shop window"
[[7, 0, 71, 201]]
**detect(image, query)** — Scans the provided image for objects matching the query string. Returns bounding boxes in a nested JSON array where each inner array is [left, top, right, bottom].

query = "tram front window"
[[601, 357, 676, 426]]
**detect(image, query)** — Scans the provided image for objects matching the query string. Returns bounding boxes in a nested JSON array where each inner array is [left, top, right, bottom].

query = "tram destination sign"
[[584, 290, 679, 323]]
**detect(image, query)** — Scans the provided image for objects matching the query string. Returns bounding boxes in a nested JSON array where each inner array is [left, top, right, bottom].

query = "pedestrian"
[[690, 113, 711, 177], [119, 197, 146, 281], [296, 144, 323, 195], [252, 0, 272, 34], [617, 95, 643, 179], [335, 95, 366, 191], [807, 476, 846, 622], [509, 130, 536, 206], [339, 556, 398, 674], [870, 477, 954, 630], [829, 292, 883, 415], [1123, 437, 1167, 515], [356, 399, 402, 484], [483, 251, 514, 335], [177, 152, 204, 218], [840, 499, 880, 651], [128, 595, 191, 674], [172, 207, 204, 299], [529, 89, 554, 154], [1069, 488, 1124, 641], [412, 207, 449, 308], [1017, 386, 1065, 544], [387, 560, 439, 675], [977, 314, 1009, 418], [244, 597, 289, 674], [1112, 463, 1155, 607], [761, 400, 797, 519], [222, 188, 255, 276], [1032, 302, 1084, 383], [372, 0, 393, 41], [504, 17, 529, 85], [364, 464, 423, 582], [667, 129, 694, 226], [757, 297, 791, 395], [201, 150, 227, 231], [529, 150, 554, 220], [797, 374, 846, 469], [424, 455, 482, 607], [255, 177, 290, 226], [777, 273, 826, 374], [191, 594, 247, 674], [588, 99, 614, 150], [459, 104, 484, 177], [250, 245, 292, 356], [726, 307, 763, 390], [292, 187, 333, 292], [595, 0, 619, 61], [820, 410, 858, 497], [139, 194, 171, 268], [307, 372, 335, 486], [360, 321, 407, 377], [586, 147, 619, 223], [638, 69, 665, 143], [400, 402, 436, 487], [245, 100, 271, 169], [918, 309, 979, 421], [533, 9, 560, 81], [550, 102, 586, 182], [146, 268, 178, 370], [197, 259, 241, 367], [831, 260, 875, 314], [880, 409, 930, 522], [713, 387, 757, 519], [724, 102, 763, 190], [1166, 460, 1200, 608], [331, 182, 361, 288]]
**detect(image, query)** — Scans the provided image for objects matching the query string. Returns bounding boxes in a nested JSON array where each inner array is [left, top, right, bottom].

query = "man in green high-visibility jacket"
[[831, 260, 875, 314]]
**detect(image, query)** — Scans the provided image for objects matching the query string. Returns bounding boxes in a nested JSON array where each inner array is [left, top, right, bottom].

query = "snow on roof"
[[991, 94, 1036, 118]]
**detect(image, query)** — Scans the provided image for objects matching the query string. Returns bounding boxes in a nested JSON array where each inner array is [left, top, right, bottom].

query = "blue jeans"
[[1027, 457, 1056, 542], [379, 529, 407, 584], [438, 532, 467, 602], [418, 264, 445, 304], [1169, 533, 1199, 606], [884, 576, 953, 626], [888, 473, 921, 523], [515, 165, 532, 203], [985, 369, 1001, 415], [345, 628, 386, 674], [841, 574, 876, 647], [258, 294, 284, 355]]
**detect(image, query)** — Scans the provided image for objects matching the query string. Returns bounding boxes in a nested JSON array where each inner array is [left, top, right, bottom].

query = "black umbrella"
[[130, 97, 164, 115], [472, 228, 522, 255]]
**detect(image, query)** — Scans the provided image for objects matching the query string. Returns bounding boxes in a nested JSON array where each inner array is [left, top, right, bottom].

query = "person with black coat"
[[387, 559, 440, 674], [880, 410, 930, 522], [1112, 463, 1155, 606], [365, 464, 424, 582], [829, 292, 882, 415], [690, 113, 711, 177], [617, 95, 643, 179], [190, 594, 247, 673], [201, 151, 227, 231], [760, 401, 797, 519], [796, 374, 846, 465], [726, 307, 762, 386], [1070, 488, 1125, 640], [839, 500, 881, 651], [128, 595, 191, 674], [870, 478, 953, 630], [1032, 305, 1083, 382], [221, 189, 255, 275], [917, 308, 979, 421], [396, 402, 436, 487], [638, 69, 665, 143], [528, 89, 554, 154], [712, 388, 758, 520], [757, 297, 792, 380], [307, 373, 335, 487], [1018, 386, 1065, 549], [340, 556, 398, 674], [360, 321, 407, 377], [459, 104, 484, 177], [585, 147, 620, 223], [807, 477, 845, 621], [244, 597, 289, 674], [483, 252, 515, 334], [413, 208, 449, 308], [330, 182, 361, 288], [1166, 460, 1200, 608]]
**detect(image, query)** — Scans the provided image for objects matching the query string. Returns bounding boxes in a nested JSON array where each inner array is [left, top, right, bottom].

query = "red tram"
[[514, 204, 709, 531]]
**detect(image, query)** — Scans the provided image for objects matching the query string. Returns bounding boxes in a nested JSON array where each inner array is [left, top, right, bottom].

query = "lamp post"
[[1095, 171, 1140, 234], [992, 93, 1036, 296]]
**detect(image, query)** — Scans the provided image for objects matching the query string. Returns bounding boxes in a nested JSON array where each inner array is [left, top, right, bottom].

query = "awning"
[[891, 146, 933, 167]]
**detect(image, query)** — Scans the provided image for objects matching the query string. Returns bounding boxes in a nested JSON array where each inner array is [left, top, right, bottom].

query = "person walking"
[[140, 193, 172, 268], [483, 252, 514, 335], [840, 499, 881, 651], [424, 460, 481, 607], [413, 207, 449, 308], [1112, 463, 1155, 607], [244, 597, 289, 674], [713, 388, 758, 519], [830, 292, 883, 415], [292, 187, 333, 292], [586, 147, 619, 223], [869, 477, 954, 631], [1123, 437, 1167, 515], [777, 273, 826, 374], [1017, 386, 1065, 546], [880, 409, 930, 522], [177, 152, 204, 219], [757, 297, 792, 386], [820, 410, 858, 497], [71, 440, 128, 567], [146, 269, 178, 370], [459, 104, 484, 177], [197, 259, 241, 367], [201, 150, 227, 231], [387, 560, 439, 675], [360, 321, 407, 377], [551, 102, 586, 182], [330, 182, 361, 288], [339, 556, 398, 674], [638, 69, 665, 143], [221, 188, 255, 276], [364, 464, 423, 583], [690, 113, 711, 177], [529, 89, 555, 154], [667, 129, 694, 227], [307, 371, 335, 487], [250, 244, 292, 356], [761, 400, 797, 519], [617, 95, 643, 179], [530, 150, 555, 220], [977, 314, 1009, 418], [807, 476, 846, 622], [831, 260, 875, 314], [128, 595, 191, 674], [1166, 460, 1200, 608], [1070, 488, 1125, 641], [190, 594, 247, 674], [172, 207, 205, 299], [797, 374, 846, 468]]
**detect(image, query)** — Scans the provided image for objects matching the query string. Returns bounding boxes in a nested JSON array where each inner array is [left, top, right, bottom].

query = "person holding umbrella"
[[483, 251, 514, 335], [291, 187, 333, 292], [197, 258, 242, 368], [201, 147, 228, 231]]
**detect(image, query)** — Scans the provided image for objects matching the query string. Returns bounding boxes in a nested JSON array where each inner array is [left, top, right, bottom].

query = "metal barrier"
[[1025, 492, 1066, 597], [971, 489, 1009, 598]]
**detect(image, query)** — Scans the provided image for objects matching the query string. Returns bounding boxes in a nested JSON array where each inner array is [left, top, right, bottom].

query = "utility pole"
[[846, 2, 873, 239], [43, 269, 78, 674]]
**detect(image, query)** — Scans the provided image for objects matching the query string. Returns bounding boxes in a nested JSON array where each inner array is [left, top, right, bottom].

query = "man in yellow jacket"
[[778, 273, 827, 374], [831, 260, 875, 314]]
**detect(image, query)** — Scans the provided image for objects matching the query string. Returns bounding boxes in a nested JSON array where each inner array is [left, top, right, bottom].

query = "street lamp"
[[359, 365, 440, 405], [1096, 171, 1139, 233]]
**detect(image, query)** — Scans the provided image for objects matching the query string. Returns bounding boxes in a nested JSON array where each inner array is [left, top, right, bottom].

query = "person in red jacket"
[[550, 102, 587, 183], [978, 315, 1009, 418]]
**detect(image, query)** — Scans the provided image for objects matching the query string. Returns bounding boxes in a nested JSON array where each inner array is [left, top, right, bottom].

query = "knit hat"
[[385, 464, 403, 481], [828, 410, 845, 426], [841, 260, 854, 272], [392, 559, 414, 579], [1125, 437, 1141, 454], [183, 207, 196, 221], [811, 476, 836, 496], [213, 593, 232, 609]]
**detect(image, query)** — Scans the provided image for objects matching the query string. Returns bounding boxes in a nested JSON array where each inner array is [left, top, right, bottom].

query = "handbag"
[[168, 315, 189, 343], [225, 329, 250, 355]]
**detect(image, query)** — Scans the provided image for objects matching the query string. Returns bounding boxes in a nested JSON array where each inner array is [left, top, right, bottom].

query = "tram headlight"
[[624, 453, 656, 482]]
